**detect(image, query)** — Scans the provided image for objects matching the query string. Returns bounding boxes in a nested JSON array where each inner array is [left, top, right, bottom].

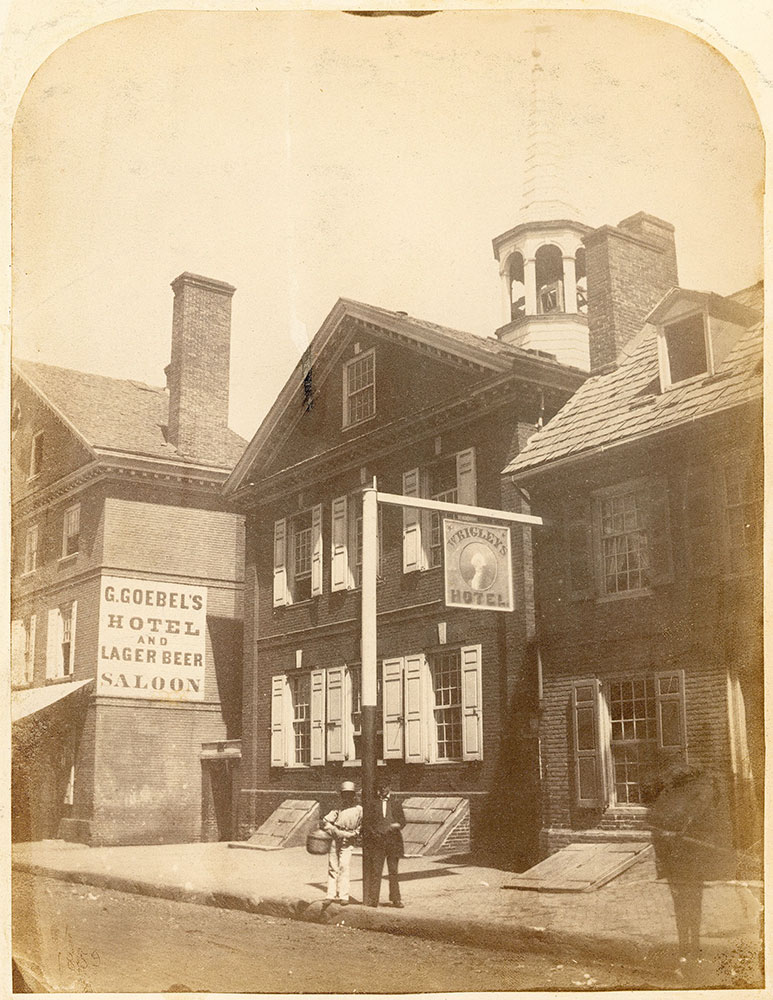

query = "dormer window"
[[343, 349, 375, 427], [660, 312, 708, 387]]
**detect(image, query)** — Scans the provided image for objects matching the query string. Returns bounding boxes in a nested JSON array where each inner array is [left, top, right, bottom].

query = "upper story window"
[[273, 506, 322, 606], [46, 602, 77, 679], [660, 312, 708, 387], [11, 615, 36, 687], [23, 524, 39, 574], [721, 452, 763, 575], [343, 349, 376, 427], [402, 448, 477, 573], [563, 477, 672, 602], [29, 431, 44, 479], [62, 504, 81, 558]]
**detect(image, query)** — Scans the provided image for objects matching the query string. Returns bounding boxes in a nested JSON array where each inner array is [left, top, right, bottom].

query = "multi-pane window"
[[29, 431, 44, 478], [348, 665, 383, 761], [61, 607, 73, 676], [599, 488, 650, 595], [62, 504, 81, 557], [429, 456, 459, 568], [429, 650, 463, 761], [292, 510, 313, 602], [24, 617, 35, 684], [344, 351, 375, 426], [608, 677, 657, 805], [289, 674, 311, 765], [722, 454, 762, 573], [23, 525, 39, 574], [571, 671, 685, 811]]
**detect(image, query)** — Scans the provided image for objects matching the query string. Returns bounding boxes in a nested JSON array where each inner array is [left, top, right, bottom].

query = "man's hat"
[[340, 780, 356, 793]]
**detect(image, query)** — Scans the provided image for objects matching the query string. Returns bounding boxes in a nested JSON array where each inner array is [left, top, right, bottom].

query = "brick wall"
[[584, 213, 678, 372], [167, 273, 234, 463]]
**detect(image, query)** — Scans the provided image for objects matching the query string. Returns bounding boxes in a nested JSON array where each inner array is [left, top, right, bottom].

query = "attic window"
[[343, 349, 375, 427], [660, 313, 708, 389]]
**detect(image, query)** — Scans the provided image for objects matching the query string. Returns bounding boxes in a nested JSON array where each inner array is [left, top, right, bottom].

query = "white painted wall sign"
[[443, 519, 514, 612], [97, 575, 207, 701]]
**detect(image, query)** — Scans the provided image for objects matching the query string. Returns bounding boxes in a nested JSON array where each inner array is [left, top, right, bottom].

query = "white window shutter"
[[460, 644, 483, 760], [403, 653, 427, 763], [68, 601, 78, 675], [273, 519, 289, 607], [402, 469, 424, 573], [326, 666, 346, 761], [331, 495, 350, 592], [382, 658, 404, 759], [310, 668, 326, 765], [311, 504, 323, 597], [270, 675, 286, 766], [11, 620, 26, 686], [456, 448, 477, 506], [26, 615, 36, 684], [46, 608, 62, 679], [571, 679, 604, 808]]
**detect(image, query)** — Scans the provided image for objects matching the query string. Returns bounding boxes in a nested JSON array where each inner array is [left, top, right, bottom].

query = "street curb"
[[12, 860, 753, 974]]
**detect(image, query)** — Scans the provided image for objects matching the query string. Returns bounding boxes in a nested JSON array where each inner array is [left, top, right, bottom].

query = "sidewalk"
[[12, 839, 763, 978]]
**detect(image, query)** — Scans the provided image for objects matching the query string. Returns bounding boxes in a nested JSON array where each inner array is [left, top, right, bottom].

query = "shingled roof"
[[504, 283, 763, 478], [13, 359, 247, 470]]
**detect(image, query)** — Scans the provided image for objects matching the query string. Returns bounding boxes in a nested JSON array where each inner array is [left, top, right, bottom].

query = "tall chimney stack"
[[166, 272, 236, 461], [583, 212, 678, 372]]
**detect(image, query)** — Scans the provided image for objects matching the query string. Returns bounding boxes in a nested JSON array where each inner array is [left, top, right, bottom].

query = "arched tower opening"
[[509, 252, 526, 320], [535, 244, 564, 314]]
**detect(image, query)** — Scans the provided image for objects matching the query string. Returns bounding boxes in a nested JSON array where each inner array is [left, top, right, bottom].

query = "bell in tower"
[[492, 29, 591, 371]]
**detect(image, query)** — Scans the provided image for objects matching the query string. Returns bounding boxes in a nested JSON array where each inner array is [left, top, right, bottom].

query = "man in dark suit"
[[367, 782, 406, 907]]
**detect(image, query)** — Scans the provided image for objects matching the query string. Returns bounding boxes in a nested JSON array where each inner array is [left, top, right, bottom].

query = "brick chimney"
[[166, 272, 236, 460], [583, 212, 678, 372]]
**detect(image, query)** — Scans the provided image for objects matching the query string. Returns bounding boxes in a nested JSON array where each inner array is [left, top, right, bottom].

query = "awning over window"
[[12, 678, 93, 724]]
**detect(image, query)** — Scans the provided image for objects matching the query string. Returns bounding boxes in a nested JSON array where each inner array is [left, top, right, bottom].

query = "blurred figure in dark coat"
[[648, 760, 735, 972], [365, 782, 406, 907]]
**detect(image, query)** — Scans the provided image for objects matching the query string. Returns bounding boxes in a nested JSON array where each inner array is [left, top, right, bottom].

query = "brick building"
[[505, 223, 763, 869], [11, 273, 246, 846], [224, 273, 588, 867]]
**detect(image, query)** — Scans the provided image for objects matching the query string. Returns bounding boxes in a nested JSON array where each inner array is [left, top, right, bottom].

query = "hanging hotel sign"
[[97, 575, 207, 701], [443, 519, 514, 612]]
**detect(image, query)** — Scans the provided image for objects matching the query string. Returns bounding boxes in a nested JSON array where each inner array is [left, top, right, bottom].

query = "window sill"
[[45, 675, 76, 685], [341, 413, 377, 432], [595, 588, 654, 604], [19, 570, 36, 580], [58, 553, 78, 566], [26, 473, 42, 484]]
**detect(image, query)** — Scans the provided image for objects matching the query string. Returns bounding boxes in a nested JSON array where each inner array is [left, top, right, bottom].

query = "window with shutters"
[[343, 349, 376, 427], [292, 510, 313, 602], [289, 673, 312, 765], [47, 603, 77, 679], [566, 478, 671, 601], [62, 504, 81, 558], [274, 506, 322, 606], [429, 650, 463, 760], [23, 524, 39, 574], [348, 664, 383, 761], [24, 616, 36, 684], [571, 671, 686, 810], [403, 448, 477, 573], [382, 647, 483, 763]]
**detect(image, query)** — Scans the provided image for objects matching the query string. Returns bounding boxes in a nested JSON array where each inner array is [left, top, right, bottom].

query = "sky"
[[11, 8, 764, 440]]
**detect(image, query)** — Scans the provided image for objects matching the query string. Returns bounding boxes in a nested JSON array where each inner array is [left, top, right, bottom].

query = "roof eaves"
[[13, 362, 100, 461]]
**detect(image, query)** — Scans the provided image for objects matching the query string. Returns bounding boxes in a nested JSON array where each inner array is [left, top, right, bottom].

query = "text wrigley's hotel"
[[11, 273, 246, 847]]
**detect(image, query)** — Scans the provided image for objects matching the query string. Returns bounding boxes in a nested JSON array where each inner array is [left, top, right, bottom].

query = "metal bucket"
[[306, 829, 332, 855]]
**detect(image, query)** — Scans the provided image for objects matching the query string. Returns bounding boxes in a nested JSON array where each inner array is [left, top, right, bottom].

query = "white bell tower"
[[492, 29, 591, 371]]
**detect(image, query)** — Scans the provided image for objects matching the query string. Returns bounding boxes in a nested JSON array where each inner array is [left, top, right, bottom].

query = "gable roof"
[[504, 285, 763, 479], [224, 296, 585, 496], [13, 359, 247, 471]]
